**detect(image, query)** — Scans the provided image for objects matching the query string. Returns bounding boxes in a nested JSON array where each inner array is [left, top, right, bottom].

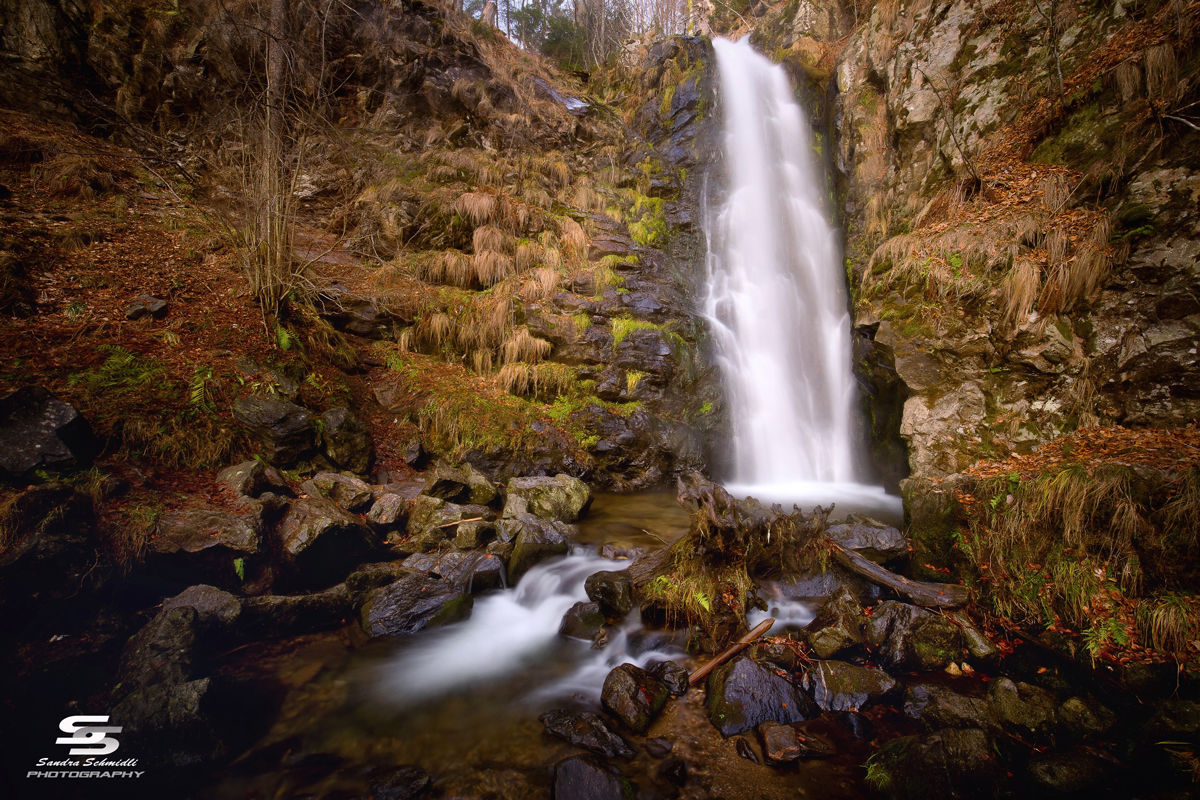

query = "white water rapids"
[[705, 37, 902, 521]]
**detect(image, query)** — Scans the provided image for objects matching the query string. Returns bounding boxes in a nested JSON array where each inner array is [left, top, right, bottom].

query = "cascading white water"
[[705, 37, 902, 521]]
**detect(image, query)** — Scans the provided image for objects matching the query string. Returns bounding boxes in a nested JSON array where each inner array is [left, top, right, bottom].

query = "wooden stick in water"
[[688, 617, 776, 687]]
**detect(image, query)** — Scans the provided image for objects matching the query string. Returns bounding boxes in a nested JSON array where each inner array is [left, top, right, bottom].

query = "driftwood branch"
[[688, 617, 776, 687], [435, 516, 484, 529], [829, 541, 970, 608]]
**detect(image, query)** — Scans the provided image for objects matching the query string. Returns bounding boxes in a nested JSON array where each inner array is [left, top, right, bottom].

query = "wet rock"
[[402, 439, 428, 468], [116, 606, 198, 692], [1144, 699, 1200, 738], [774, 565, 883, 603], [864, 601, 963, 672], [464, 464, 498, 505], [508, 516, 572, 583], [150, 508, 262, 590], [369, 764, 432, 800], [0, 386, 97, 476], [804, 660, 899, 712], [300, 472, 373, 512], [367, 493, 409, 531], [706, 656, 819, 737], [601, 663, 670, 733], [1057, 696, 1117, 740], [646, 659, 689, 696], [794, 729, 835, 758], [319, 406, 375, 475], [643, 738, 673, 758], [404, 495, 465, 552], [274, 497, 378, 589], [455, 519, 495, 548], [735, 736, 760, 763], [1026, 745, 1111, 795], [825, 522, 909, 563], [657, 756, 687, 786], [950, 611, 998, 662], [423, 460, 470, 500], [233, 397, 316, 465], [804, 587, 865, 659], [757, 721, 801, 764], [359, 571, 473, 637], [506, 474, 593, 521], [903, 684, 993, 731], [586, 570, 635, 616], [539, 708, 635, 759], [599, 544, 646, 561], [125, 294, 167, 320], [987, 678, 1058, 744], [216, 460, 290, 498], [628, 629, 687, 656], [552, 753, 635, 800], [346, 561, 407, 605], [835, 711, 875, 739], [162, 585, 242, 635], [110, 677, 224, 767], [753, 639, 804, 671], [869, 728, 1002, 800], [239, 584, 352, 638], [561, 601, 606, 640]]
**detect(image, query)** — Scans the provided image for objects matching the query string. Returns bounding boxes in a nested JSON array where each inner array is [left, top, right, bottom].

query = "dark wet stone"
[[346, 562, 407, 606], [162, 585, 241, 635], [320, 406, 375, 475], [274, 497, 378, 590], [804, 660, 899, 712], [560, 601, 606, 640], [987, 678, 1058, 744], [240, 585, 352, 638], [508, 515, 572, 583], [0, 385, 97, 476], [359, 571, 473, 637], [601, 663, 670, 734], [773, 565, 883, 603], [463, 464, 498, 505], [795, 729, 835, 759], [370, 764, 432, 800], [553, 753, 635, 800], [643, 738, 673, 758], [627, 629, 686, 656], [454, 519, 495, 548], [404, 495, 464, 553], [903, 684, 993, 731], [586, 570, 635, 616], [300, 472, 373, 512], [863, 601, 964, 672], [870, 728, 1002, 800], [1145, 699, 1200, 738], [804, 587, 865, 660], [1026, 745, 1110, 794], [657, 756, 687, 786], [423, 460, 470, 500], [232, 396, 316, 465], [735, 736, 760, 763], [402, 439, 428, 468], [506, 474, 593, 522], [753, 639, 803, 671], [367, 493, 409, 531], [1057, 696, 1116, 740], [835, 711, 875, 739], [216, 460, 291, 499], [825, 522, 909, 563], [757, 721, 800, 764], [645, 659, 689, 696], [150, 508, 262, 590], [706, 656, 819, 737], [540, 709, 635, 760], [116, 606, 197, 693], [125, 295, 168, 320]]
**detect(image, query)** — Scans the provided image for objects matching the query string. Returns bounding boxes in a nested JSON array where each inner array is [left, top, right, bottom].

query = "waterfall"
[[704, 37, 902, 520]]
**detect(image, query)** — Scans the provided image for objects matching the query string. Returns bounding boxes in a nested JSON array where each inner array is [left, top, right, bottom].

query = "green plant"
[[864, 752, 894, 791], [233, 557, 246, 582], [1082, 617, 1130, 665]]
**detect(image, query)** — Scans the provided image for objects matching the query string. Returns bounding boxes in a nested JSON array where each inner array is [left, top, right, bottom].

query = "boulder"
[[705, 656, 819, 737], [864, 601, 963, 672], [320, 406, 375, 475], [757, 721, 801, 764], [124, 295, 167, 319], [116, 606, 198, 692], [987, 678, 1058, 744], [794, 729, 835, 759], [274, 498, 378, 590], [508, 515, 572, 583], [367, 493, 409, 531], [1144, 699, 1200, 738], [804, 660, 899, 712], [359, 571, 473, 637], [0, 386, 97, 476], [539, 708, 635, 759], [824, 522, 908, 563], [423, 460, 470, 500], [150, 508, 262, 590], [1057, 696, 1116, 740], [645, 659, 688, 696], [868, 728, 1002, 800], [552, 754, 635, 800], [162, 585, 242, 635], [506, 474, 592, 521], [216, 460, 290, 498], [903, 684, 994, 731], [455, 519, 495, 548], [239, 585, 352, 638], [109, 678, 224, 767], [601, 663, 670, 734], [232, 397, 316, 465], [346, 561, 407, 606], [804, 587, 865, 659], [773, 565, 883, 603], [835, 711, 874, 739], [560, 601, 606, 640], [369, 765, 432, 800], [300, 472, 373, 512], [586, 570, 635, 616], [643, 738, 673, 758], [464, 464, 498, 505], [403, 495, 464, 553], [1025, 745, 1111, 795]]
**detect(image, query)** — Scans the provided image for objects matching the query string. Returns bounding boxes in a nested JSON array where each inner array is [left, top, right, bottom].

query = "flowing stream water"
[[704, 38, 903, 523]]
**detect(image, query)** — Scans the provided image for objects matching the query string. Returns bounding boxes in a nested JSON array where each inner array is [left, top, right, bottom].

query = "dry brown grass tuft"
[[1115, 61, 1142, 102], [456, 192, 497, 226], [421, 311, 453, 347], [1145, 44, 1178, 101], [1046, 226, 1070, 263], [502, 326, 551, 364], [558, 216, 588, 255], [519, 267, 561, 302], [472, 250, 515, 285], [497, 362, 577, 398], [1041, 173, 1071, 213], [1000, 256, 1042, 328], [473, 224, 511, 254], [37, 154, 123, 199]]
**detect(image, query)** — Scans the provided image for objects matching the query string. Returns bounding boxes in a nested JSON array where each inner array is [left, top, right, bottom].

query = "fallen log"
[[829, 541, 970, 608], [688, 617, 775, 687]]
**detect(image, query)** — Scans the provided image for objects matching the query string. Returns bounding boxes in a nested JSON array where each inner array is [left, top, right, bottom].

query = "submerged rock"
[[0, 386, 97, 476], [369, 764, 432, 800], [705, 656, 818, 737], [552, 753, 636, 800], [804, 660, 899, 712], [757, 721, 801, 764], [657, 756, 687, 786], [359, 571, 473, 637], [560, 601, 606, 640], [864, 601, 963, 672], [539, 709, 635, 760], [1025, 745, 1112, 795], [735, 736, 760, 763], [601, 663, 670, 734]]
